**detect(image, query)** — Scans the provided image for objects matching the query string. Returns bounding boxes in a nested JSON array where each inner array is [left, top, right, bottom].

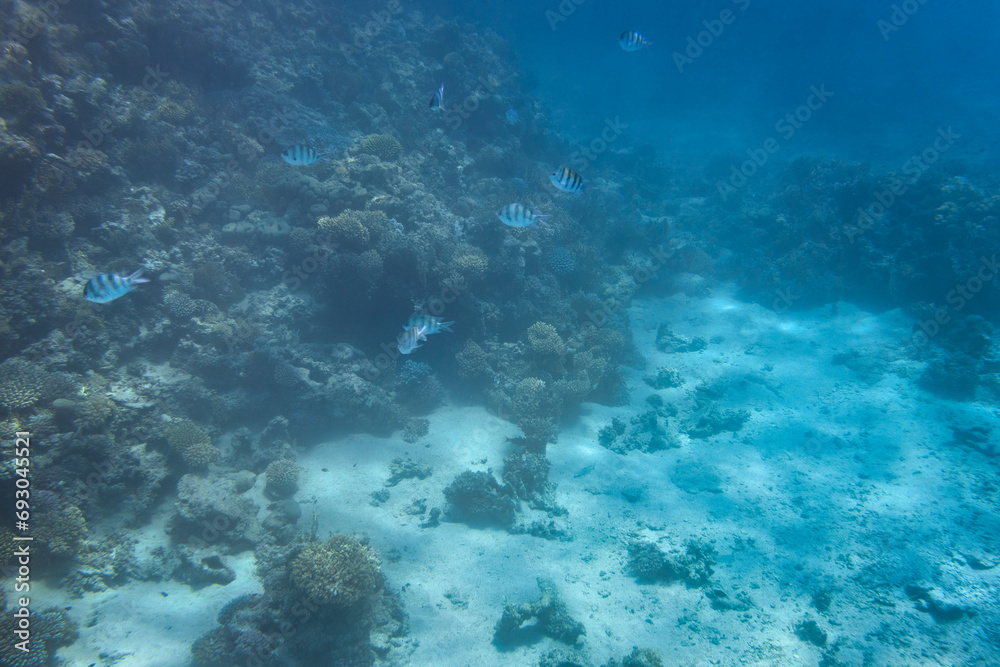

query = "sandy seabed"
[[45, 286, 1000, 666]]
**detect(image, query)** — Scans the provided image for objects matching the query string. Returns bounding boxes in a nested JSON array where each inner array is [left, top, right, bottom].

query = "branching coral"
[[526, 322, 565, 357], [359, 134, 402, 161], [165, 419, 219, 468], [289, 534, 383, 607], [33, 494, 87, 556], [455, 341, 493, 380], [317, 208, 389, 249], [0, 358, 47, 412], [264, 459, 299, 498]]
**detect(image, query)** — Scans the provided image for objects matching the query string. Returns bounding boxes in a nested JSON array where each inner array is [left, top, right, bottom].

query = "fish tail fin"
[[537, 215, 552, 228], [440, 321, 455, 332], [127, 269, 150, 284]]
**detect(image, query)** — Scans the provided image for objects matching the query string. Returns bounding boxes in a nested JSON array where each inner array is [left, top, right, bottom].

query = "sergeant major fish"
[[397, 325, 428, 354], [549, 167, 585, 192], [281, 145, 323, 166], [405, 315, 454, 335], [498, 203, 551, 228], [619, 31, 651, 51], [84, 270, 150, 303]]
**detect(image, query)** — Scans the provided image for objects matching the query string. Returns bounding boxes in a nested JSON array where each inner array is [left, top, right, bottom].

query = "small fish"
[[281, 145, 323, 166], [619, 31, 651, 51], [549, 167, 585, 192], [573, 462, 596, 478], [397, 325, 428, 354], [405, 315, 454, 335], [429, 84, 444, 111], [83, 270, 149, 303], [498, 203, 551, 228]]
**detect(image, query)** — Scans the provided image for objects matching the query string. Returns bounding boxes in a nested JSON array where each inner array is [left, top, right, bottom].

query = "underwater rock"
[[172, 548, 237, 588], [793, 618, 828, 646], [598, 410, 679, 454], [173, 474, 261, 550], [643, 366, 684, 389], [684, 408, 750, 439], [905, 584, 972, 623], [602, 647, 667, 667], [707, 588, 754, 612], [627, 538, 716, 587], [493, 578, 585, 648], [443, 470, 517, 527], [385, 457, 432, 486], [670, 461, 723, 494], [654, 324, 707, 353]]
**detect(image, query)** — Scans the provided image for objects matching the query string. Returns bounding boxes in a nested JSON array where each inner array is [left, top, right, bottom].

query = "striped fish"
[[281, 145, 323, 165], [397, 325, 428, 354], [619, 31, 651, 51], [429, 84, 444, 111], [549, 167, 585, 192], [498, 203, 551, 228], [405, 315, 454, 335], [83, 269, 150, 303]]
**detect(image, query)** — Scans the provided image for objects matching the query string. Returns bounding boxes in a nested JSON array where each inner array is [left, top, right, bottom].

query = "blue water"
[[441, 0, 1000, 168]]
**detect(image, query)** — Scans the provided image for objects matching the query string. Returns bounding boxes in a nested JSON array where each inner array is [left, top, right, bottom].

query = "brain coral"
[[165, 419, 219, 468], [290, 534, 382, 607], [359, 134, 403, 161]]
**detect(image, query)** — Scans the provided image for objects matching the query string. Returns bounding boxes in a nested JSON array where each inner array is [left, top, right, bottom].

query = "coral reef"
[[359, 134, 403, 161], [164, 419, 219, 468], [33, 491, 87, 556], [263, 458, 299, 498], [289, 534, 383, 607], [0, 358, 47, 412]]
